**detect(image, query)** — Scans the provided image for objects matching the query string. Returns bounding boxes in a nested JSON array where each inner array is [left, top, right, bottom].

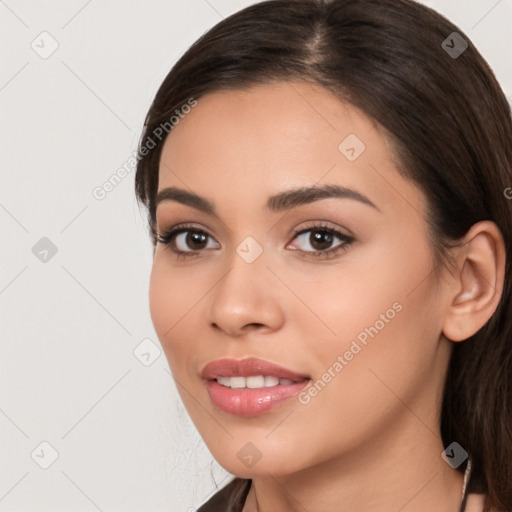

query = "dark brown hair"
[[134, 0, 512, 510]]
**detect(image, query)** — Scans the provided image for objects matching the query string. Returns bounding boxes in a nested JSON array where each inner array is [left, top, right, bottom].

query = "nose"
[[208, 249, 285, 338]]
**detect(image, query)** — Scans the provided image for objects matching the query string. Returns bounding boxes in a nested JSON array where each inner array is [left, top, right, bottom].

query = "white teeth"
[[216, 375, 298, 389], [264, 376, 279, 387], [217, 376, 231, 387], [230, 376, 246, 389], [246, 375, 265, 388]]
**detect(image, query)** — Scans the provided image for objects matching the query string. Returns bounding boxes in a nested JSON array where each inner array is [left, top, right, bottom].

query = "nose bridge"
[[216, 235, 269, 306], [208, 235, 284, 334]]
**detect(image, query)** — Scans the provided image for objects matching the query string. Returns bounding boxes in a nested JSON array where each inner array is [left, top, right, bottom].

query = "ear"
[[442, 221, 506, 342]]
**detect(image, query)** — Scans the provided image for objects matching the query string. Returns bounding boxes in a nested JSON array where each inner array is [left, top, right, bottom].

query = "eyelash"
[[156, 222, 355, 260]]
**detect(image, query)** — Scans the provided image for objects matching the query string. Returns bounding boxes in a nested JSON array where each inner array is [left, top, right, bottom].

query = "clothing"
[[197, 478, 250, 512], [198, 458, 476, 512]]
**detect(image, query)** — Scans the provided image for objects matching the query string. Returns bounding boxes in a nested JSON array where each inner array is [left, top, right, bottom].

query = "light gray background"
[[1, 1, 511, 511]]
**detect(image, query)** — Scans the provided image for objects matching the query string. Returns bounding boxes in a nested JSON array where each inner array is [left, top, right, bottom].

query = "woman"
[[134, 0, 512, 510]]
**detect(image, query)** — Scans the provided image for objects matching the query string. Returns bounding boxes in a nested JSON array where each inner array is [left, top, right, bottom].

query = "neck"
[[242, 418, 465, 512]]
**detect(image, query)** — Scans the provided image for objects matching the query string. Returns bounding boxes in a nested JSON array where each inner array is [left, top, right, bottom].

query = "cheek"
[[282, 295, 442, 471], [294, 234, 440, 411], [149, 261, 172, 341], [290, 237, 430, 349], [148, 258, 199, 367]]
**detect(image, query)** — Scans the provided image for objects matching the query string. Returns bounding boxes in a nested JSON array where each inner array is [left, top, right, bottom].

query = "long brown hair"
[[134, 1, 512, 510]]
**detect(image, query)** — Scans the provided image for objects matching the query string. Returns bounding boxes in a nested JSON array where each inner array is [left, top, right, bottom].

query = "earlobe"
[[442, 221, 506, 342]]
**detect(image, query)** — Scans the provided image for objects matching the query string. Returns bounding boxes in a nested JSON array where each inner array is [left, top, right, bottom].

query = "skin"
[[148, 82, 505, 512]]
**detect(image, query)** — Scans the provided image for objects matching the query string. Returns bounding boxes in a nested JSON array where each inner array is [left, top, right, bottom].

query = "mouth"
[[201, 357, 311, 416], [215, 375, 307, 389]]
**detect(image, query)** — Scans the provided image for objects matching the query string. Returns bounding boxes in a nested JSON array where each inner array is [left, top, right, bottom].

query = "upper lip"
[[201, 357, 310, 381]]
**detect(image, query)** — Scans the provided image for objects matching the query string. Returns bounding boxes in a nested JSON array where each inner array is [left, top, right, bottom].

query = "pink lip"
[[201, 357, 310, 416], [201, 357, 310, 380]]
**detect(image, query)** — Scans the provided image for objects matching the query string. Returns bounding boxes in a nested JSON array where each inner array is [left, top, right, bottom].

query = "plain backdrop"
[[1, 1, 511, 511]]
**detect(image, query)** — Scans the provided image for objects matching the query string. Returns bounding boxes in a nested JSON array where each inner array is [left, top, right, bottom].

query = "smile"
[[201, 357, 311, 416]]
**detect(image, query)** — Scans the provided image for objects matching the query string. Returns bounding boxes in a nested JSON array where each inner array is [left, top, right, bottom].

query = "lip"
[[201, 357, 311, 416], [201, 357, 310, 381]]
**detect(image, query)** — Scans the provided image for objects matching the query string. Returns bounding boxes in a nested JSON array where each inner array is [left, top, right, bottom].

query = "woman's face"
[[149, 82, 454, 478]]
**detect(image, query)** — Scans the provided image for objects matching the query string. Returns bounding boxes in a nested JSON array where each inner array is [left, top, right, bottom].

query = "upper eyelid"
[[157, 220, 348, 236], [156, 222, 212, 236], [157, 222, 352, 246], [292, 220, 352, 235]]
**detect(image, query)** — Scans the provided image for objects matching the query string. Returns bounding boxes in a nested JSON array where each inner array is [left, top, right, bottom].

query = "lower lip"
[[205, 379, 310, 416]]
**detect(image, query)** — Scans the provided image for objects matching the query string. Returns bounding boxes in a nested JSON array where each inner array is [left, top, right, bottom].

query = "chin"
[[210, 448, 306, 479]]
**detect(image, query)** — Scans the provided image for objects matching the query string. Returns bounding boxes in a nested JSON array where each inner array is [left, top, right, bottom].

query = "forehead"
[[157, 81, 425, 220], [159, 82, 377, 174]]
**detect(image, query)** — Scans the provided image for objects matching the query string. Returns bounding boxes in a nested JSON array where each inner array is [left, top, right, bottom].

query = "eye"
[[156, 222, 354, 260], [157, 224, 220, 258], [287, 223, 354, 259]]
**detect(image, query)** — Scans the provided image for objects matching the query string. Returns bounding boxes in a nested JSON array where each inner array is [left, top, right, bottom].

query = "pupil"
[[188, 232, 207, 249], [311, 231, 333, 250]]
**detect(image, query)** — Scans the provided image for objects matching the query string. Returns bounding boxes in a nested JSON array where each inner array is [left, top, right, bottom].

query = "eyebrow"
[[155, 184, 380, 215]]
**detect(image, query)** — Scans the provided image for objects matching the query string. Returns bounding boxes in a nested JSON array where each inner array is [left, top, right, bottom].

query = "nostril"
[[245, 323, 266, 331], [209, 321, 269, 336]]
